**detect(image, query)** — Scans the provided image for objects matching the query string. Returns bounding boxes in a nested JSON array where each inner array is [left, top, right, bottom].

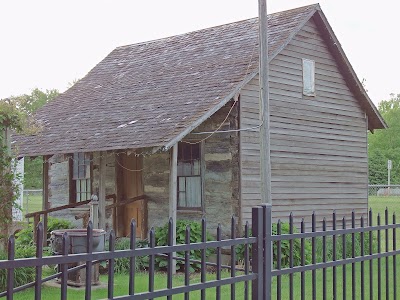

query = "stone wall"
[[144, 100, 240, 236], [46, 100, 240, 235], [47, 154, 77, 226], [47, 152, 115, 230]]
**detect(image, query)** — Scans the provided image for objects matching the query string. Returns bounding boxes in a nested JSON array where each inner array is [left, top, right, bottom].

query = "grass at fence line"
[[22, 193, 42, 215], [10, 258, 400, 299], [369, 195, 400, 217], [12, 271, 249, 299], [271, 257, 400, 299], [369, 195, 400, 250]]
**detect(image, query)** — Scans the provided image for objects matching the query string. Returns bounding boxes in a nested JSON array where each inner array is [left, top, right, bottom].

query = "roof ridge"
[[115, 3, 319, 50]]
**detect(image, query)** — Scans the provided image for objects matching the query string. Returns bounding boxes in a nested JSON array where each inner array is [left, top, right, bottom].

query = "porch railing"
[[25, 194, 148, 243]]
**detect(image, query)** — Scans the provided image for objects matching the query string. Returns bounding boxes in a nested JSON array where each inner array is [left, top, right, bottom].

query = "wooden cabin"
[[14, 4, 386, 237]]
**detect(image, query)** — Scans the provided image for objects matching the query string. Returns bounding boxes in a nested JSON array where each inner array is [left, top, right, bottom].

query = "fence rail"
[[0, 213, 261, 300], [368, 184, 400, 196], [1, 205, 400, 299]]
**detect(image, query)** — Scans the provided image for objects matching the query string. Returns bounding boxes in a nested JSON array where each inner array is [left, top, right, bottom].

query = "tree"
[[9, 89, 59, 189], [0, 100, 25, 244], [8, 88, 59, 116], [368, 94, 400, 184]]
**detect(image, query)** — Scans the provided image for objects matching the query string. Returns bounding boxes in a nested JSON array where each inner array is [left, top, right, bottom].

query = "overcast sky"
[[0, 0, 398, 106]]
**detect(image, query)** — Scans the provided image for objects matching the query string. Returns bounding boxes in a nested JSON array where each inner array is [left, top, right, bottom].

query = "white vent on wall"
[[302, 58, 315, 96]]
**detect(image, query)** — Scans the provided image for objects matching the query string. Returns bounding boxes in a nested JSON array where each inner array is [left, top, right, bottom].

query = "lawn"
[[10, 260, 400, 299], [369, 195, 400, 218], [22, 192, 42, 215]]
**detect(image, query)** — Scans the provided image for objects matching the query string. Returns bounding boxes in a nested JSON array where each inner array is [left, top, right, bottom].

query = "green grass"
[[369, 195, 400, 250], [23, 193, 42, 215], [12, 271, 249, 300], [9, 259, 400, 299], [369, 195, 400, 217]]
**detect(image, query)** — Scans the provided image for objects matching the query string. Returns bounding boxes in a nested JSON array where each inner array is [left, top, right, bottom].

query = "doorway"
[[115, 152, 146, 238]]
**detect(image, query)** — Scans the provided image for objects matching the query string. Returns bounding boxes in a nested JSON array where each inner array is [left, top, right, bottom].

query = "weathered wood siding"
[[145, 101, 240, 236], [240, 18, 368, 228]]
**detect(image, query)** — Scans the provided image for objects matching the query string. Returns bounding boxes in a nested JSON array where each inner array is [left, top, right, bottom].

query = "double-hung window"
[[70, 152, 92, 202], [177, 142, 202, 210]]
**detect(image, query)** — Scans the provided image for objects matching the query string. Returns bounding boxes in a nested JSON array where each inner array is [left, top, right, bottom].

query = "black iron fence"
[[271, 206, 400, 299], [1, 205, 400, 299], [0, 211, 262, 300]]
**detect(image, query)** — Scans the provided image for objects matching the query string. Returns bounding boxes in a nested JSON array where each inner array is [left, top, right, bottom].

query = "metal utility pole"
[[258, 0, 272, 205], [388, 160, 392, 195]]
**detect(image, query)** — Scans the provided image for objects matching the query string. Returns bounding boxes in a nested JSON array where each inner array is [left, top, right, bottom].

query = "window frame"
[[69, 152, 93, 204], [302, 58, 316, 96], [176, 141, 204, 211]]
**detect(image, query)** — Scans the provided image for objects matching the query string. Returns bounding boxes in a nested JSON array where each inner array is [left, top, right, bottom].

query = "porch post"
[[169, 144, 178, 274], [42, 155, 51, 246], [98, 151, 106, 230]]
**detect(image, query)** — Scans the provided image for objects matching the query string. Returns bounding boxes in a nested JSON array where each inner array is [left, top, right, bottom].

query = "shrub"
[[0, 245, 36, 292], [155, 220, 214, 272], [316, 231, 377, 262], [235, 223, 312, 268], [15, 217, 74, 247], [112, 238, 149, 274]]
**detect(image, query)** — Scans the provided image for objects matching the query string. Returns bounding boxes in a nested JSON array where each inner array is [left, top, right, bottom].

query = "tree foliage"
[[368, 94, 400, 184], [8, 89, 59, 189], [0, 100, 25, 242], [8, 88, 59, 116]]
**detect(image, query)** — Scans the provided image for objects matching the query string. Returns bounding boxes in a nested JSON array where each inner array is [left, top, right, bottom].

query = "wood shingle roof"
[[14, 4, 384, 157]]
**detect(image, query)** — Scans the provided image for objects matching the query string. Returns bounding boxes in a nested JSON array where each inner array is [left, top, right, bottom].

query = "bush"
[[112, 238, 149, 274], [0, 246, 36, 292], [236, 223, 312, 268], [316, 232, 377, 262], [155, 220, 214, 272], [15, 217, 74, 247]]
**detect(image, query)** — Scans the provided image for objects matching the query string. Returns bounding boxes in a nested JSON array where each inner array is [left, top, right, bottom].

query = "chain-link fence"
[[368, 184, 400, 196]]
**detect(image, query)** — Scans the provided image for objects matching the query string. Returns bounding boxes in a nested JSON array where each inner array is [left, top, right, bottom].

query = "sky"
[[0, 0, 399, 106]]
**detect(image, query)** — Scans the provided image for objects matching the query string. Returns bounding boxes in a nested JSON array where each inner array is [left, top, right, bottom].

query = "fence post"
[[262, 204, 272, 300], [90, 195, 99, 229], [252, 206, 263, 300]]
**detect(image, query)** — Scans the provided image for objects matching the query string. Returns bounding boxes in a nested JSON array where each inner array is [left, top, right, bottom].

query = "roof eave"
[[163, 5, 321, 150], [312, 9, 387, 131], [163, 71, 258, 150]]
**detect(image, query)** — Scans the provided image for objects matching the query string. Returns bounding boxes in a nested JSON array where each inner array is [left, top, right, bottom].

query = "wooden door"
[[115, 152, 146, 238]]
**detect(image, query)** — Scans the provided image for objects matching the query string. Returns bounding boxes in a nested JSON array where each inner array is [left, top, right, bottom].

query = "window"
[[177, 142, 202, 210], [302, 58, 315, 96], [70, 152, 92, 202]]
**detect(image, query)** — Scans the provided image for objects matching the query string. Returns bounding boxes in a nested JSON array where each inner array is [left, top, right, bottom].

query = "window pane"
[[81, 180, 87, 200], [302, 59, 315, 96], [183, 162, 192, 176], [178, 192, 186, 207], [186, 177, 201, 207], [87, 179, 91, 195], [191, 145, 200, 160], [178, 177, 186, 192], [76, 180, 81, 202], [79, 165, 85, 178], [193, 160, 200, 176], [73, 153, 79, 179]]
